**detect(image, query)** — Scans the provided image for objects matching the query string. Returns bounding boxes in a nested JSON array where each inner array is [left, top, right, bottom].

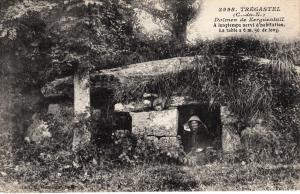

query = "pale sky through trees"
[[137, 0, 300, 43]]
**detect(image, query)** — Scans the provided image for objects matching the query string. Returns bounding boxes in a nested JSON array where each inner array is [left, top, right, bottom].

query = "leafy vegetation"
[[1, 146, 299, 192]]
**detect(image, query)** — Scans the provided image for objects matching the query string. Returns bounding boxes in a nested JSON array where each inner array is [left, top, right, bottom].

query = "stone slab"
[[167, 96, 199, 107], [130, 109, 178, 137], [220, 106, 238, 124], [220, 106, 241, 152], [25, 115, 51, 144], [130, 111, 148, 135], [222, 125, 241, 153], [157, 137, 181, 150], [48, 104, 73, 117], [114, 102, 151, 112]]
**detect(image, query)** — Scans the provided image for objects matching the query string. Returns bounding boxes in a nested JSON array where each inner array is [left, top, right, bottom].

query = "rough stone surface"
[[144, 136, 180, 151], [130, 111, 148, 135], [220, 106, 238, 124], [221, 106, 241, 153], [167, 96, 199, 107], [114, 101, 151, 112], [25, 114, 51, 144], [41, 76, 73, 98], [146, 136, 159, 146], [98, 56, 195, 79], [47, 103, 73, 132], [72, 121, 91, 150], [48, 104, 61, 115], [221, 126, 241, 153], [114, 97, 167, 112], [48, 103, 74, 117], [241, 119, 275, 150], [148, 110, 178, 136], [42, 56, 294, 98], [74, 69, 90, 117], [157, 137, 180, 150], [92, 109, 102, 118], [130, 109, 178, 137], [73, 68, 91, 150], [153, 97, 167, 111], [42, 56, 196, 98]]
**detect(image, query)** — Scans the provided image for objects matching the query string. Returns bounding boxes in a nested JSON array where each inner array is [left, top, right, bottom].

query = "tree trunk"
[[172, 22, 187, 46]]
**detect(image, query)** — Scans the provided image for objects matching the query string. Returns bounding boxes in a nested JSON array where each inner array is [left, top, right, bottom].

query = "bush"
[[109, 130, 187, 166], [232, 103, 300, 165], [269, 104, 300, 163]]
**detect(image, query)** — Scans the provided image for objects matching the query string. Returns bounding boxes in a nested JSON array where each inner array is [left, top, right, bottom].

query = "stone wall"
[[43, 103, 241, 153], [130, 109, 180, 149], [127, 105, 242, 153], [43, 100, 242, 153]]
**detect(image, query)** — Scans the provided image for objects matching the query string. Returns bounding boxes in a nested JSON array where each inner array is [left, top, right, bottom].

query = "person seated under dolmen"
[[182, 115, 210, 153]]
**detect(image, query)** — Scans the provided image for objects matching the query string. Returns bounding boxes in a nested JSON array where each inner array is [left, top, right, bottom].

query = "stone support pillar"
[[221, 106, 241, 153], [72, 67, 91, 150]]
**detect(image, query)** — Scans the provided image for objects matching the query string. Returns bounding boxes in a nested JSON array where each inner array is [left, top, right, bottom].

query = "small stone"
[[130, 112, 149, 135], [72, 161, 80, 168], [42, 131, 52, 138], [0, 172, 7, 176], [25, 118, 51, 144], [221, 106, 241, 153], [143, 99, 152, 106], [158, 137, 180, 150], [92, 158, 98, 166], [24, 136, 30, 143], [153, 97, 167, 111], [222, 125, 241, 153], [114, 103, 125, 112], [14, 165, 19, 171], [143, 93, 158, 99], [48, 104, 61, 115], [63, 165, 71, 169]]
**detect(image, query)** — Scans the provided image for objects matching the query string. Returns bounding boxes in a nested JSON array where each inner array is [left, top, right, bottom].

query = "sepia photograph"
[[0, 0, 299, 192]]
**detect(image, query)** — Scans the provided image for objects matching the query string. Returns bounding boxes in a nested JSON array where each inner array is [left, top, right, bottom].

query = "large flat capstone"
[[130, 109, 178, 137]]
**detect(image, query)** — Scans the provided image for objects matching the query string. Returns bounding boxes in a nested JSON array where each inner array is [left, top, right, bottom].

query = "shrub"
[[109, 130, 187, 166], [234, 102, 300, 164], [268, 104, 300, 163]]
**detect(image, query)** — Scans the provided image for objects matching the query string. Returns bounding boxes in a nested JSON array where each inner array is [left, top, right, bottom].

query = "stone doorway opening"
[[177, 104, 222, 153]]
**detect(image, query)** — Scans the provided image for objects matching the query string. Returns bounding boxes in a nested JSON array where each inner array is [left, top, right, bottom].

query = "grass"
[[0, 110, 299, 192], [0, 150, 299, 192]]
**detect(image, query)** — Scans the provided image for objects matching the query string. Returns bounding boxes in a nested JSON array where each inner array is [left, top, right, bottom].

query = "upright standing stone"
[[72, 67, 91, 150], [220, 106, 241, 153]]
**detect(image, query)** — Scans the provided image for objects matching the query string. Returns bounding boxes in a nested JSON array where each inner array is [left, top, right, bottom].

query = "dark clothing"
[[182, 125, 208, 153]]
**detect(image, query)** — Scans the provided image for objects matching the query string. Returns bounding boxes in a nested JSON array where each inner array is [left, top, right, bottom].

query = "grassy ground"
[[0, 125, 299, 192], [0, 157, 299, 192]]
